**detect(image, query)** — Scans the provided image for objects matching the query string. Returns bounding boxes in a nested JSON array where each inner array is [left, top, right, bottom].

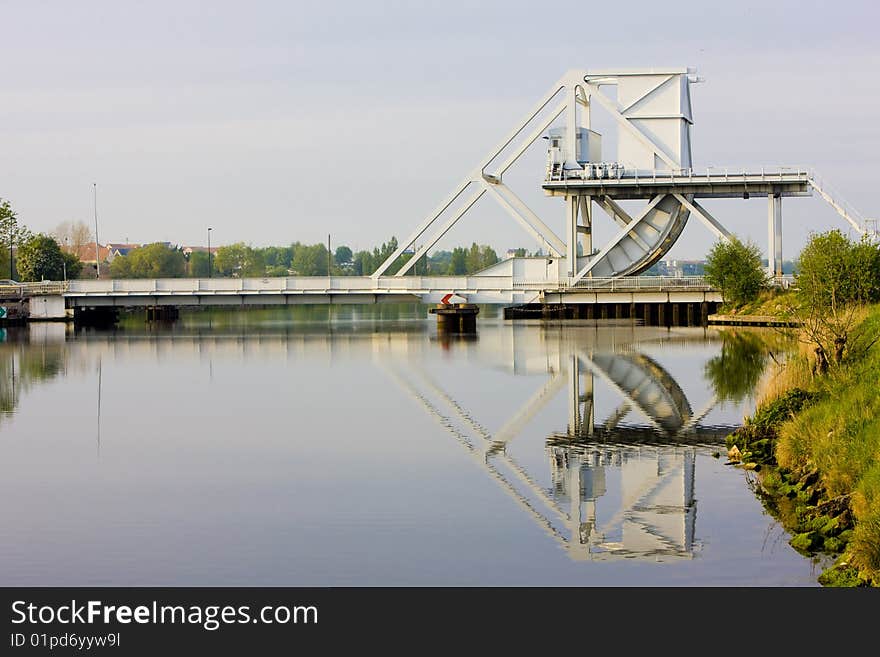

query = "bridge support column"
[[429, 304, 479, 333], [582, 369, 594, 437], [701, 301, 709, 325], [567, 195, 592, 281], [568, 354, 580, 436], [768, 193, 783, 278], [73, 307, 119, 328], [145, 306, 179, 322]]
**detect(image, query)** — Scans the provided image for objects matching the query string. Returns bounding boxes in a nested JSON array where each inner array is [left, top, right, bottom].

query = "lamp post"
[[93, 183, 100, 279], [207, 227, 212, 278]]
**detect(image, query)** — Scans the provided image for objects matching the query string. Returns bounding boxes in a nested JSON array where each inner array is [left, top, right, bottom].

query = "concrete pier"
[[429, 304, 479, 333]]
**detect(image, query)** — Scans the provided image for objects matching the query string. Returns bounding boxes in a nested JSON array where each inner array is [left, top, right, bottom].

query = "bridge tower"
[[373, 67, 873, 287]]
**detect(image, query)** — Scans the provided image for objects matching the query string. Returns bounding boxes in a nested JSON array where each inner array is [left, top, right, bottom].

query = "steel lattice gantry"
[[373, 67, 872, 287]]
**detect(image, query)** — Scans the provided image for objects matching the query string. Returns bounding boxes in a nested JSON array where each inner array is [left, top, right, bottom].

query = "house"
[[105, 243, 142, 262], [66, 243, 112, 277]]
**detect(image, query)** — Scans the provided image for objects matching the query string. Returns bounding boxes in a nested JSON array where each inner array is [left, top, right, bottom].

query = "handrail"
[[0, 281, 70, 296], [546, 164, 812, 183]]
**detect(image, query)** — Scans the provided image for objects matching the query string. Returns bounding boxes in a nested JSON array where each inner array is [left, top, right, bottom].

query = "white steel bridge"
[[4, 66, 873, 320], [9, 276, 725, 319]]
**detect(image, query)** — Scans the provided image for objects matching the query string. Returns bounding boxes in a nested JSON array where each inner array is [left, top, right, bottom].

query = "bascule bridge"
[[6, 67, 874, 325], [374, 67, 869, 288]]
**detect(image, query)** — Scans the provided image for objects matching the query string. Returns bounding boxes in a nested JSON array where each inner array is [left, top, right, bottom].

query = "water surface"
[[0, 308, 820, 585]]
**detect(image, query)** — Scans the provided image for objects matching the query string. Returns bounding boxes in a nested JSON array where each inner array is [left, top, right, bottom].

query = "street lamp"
[[93, 183, 100, 279], [207, 227, 212, 278]]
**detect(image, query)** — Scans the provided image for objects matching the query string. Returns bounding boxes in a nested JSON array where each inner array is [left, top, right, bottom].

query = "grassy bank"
[[725, 304, 880, 586], [718, 288, 798, 316]]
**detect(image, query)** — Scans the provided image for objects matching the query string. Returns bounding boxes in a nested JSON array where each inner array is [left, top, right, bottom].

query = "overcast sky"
[[1, 0, 877, 261]]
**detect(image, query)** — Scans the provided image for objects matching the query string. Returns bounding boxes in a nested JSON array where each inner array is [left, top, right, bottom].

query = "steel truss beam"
[[378, 67, 804, 285], [372, 78, 573, 278]]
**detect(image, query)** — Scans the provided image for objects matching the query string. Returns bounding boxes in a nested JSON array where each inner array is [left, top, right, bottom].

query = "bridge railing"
[[56, 274, 797, 297], [567, 276, 714, 290], [0, 281, 69, 296], [547, 164, 813, 184], [65, 275, 533, 296]]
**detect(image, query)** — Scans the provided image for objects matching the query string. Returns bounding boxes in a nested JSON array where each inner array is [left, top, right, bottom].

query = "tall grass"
[[771, 304, 880, 581]]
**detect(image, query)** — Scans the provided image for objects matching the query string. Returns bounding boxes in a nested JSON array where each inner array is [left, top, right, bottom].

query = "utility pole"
[[327, 233, 331, 276], [93, 183, 100, 278], [207, 227, 213, 278]]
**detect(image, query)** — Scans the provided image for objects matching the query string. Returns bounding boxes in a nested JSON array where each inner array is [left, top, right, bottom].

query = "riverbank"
[[708, 314, 800, 327], [724, 304, 880, 586]]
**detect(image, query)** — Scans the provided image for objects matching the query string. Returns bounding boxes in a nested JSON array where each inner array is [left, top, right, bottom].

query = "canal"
[[0, 307, 826, 585]]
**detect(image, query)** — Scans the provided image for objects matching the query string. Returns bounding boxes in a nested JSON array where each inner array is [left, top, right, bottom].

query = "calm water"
[[0, 307, 822, 586]]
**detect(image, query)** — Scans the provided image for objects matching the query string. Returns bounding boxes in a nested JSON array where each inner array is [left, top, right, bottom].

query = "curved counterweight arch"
[[575, 194, 692, 279]]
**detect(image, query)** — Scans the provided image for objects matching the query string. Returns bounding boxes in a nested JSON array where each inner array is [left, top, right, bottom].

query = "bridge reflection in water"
[[7, 320, 759, 565], [387, 333, 744, 563]]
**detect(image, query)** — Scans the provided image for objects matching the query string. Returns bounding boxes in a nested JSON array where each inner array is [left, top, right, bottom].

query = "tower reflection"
[[389, 329, 745, 563]]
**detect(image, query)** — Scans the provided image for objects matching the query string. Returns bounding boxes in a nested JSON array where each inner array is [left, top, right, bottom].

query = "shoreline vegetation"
[[708, 231, 880, 587]]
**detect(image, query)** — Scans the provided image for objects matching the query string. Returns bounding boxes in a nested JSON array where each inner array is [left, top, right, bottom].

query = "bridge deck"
[[542, 170, 811, 199], [53, 276, 723, 307]]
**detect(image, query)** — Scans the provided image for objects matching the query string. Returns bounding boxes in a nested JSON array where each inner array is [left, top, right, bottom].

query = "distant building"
[[105, 243, 142, 262], [66, 243, 112, 277], [662, 259, 706, 277]]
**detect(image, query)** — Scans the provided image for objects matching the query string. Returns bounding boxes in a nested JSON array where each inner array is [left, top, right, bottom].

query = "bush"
[[797, 229, 880, 307], [16, 234, 69, 281], [704, 236, 768, 307], [110, 243, 186, 278]]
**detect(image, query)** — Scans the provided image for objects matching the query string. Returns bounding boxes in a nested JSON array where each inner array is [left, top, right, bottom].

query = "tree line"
[[0, 197, 508, 281], [704, 229, 880, 371], [0, 199, 83, 281], [110, 238, 502, 278]]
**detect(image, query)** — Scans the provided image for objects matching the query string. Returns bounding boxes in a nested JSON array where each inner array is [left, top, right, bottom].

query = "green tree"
[[353, 250, 372, 276], [261, 246, 293, 270], [213, 243, 266, 277], [850, 237, 880, 302], [797, 230, 861, 307], [110, 243, 186, 278], [0, 198, 32, 279], [791, 230, 880, 371], [465, 243, 482, 273], [291, 242, 329, 276], [704, 237, 767, 307], [334, 245, 353, 265], [62, 250, 83, 279], [480, 245, 499, 269], [428, 250, 452, 274], [188, 250, 213, 277], [16, 234, 68, 281], [369, 237, 400, 274], [447, 247, 467, 275]]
